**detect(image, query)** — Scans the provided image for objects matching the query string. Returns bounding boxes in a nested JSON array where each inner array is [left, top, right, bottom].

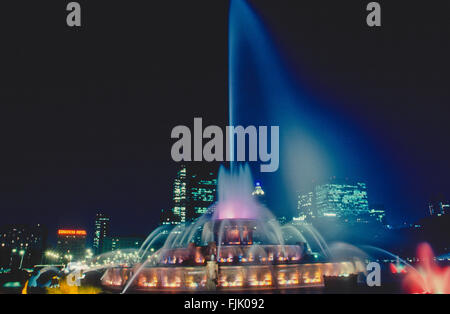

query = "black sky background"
[[0, 0, 449, 244]]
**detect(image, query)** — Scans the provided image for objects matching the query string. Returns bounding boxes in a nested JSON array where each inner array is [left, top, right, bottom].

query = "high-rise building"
[[172, 165, 188, 224], [297, 191, 315, 220], [296, 178, 371, 223], [0, 224, 47, 268], [187, 170, 217, 221], [315, 179, 369, 219], [168, 165, 217, 224], [93, 212, 110, 255], [56, 229, 87, 261]]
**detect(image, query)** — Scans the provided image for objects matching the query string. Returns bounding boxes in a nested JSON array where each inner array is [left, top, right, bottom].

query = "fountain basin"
[[102, 261, 362, 292]]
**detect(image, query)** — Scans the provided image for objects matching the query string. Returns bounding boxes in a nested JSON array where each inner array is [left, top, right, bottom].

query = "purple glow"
[[214, 199, 259, 220], [213, 165, 263, 220]]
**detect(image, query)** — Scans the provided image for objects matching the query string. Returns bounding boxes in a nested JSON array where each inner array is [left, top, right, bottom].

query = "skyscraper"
[[187, 170, 217, 221], [296, 178, 372, 223], [297, 191, 315, 221], [172, 165, 187, 224], [169, 165, 217, 224], [93, 212, 110, 255], [315, 179, 369, 219]]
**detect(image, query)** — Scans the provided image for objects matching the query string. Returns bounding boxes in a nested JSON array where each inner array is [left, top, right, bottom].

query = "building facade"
[[296, 178, 373, 224], [93, 212, 110, 255], [172, 165, 188, 224], [56, 229, 87, 261], [297, 191, 315, 221], [163, 165, 217, 225], [187, 170, 217, 220], [315, 179, 369, 219], [252, 182, 266, 206]]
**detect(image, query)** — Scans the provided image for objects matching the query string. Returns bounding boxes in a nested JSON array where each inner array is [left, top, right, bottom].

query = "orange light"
[[58, 229, 87, 236]]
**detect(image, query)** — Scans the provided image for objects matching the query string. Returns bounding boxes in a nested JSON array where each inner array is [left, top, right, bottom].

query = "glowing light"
[[403, 243, 450, 294], [389, 263, 407, 274], [58, 230, 87, 236]]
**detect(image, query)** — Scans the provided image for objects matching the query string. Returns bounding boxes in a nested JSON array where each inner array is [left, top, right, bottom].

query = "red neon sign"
[[57, 229, 87, 236]]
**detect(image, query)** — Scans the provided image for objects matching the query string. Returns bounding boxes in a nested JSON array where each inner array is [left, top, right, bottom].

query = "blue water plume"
[[228, 0, 345, 212]]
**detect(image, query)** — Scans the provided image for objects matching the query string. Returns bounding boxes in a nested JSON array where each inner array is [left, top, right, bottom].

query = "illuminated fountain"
[[102, 0, 365, 292], [101, 165, 365, 292]]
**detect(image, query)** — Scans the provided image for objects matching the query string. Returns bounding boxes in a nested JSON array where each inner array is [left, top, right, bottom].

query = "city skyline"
[[1, 164, 445, 252], [1, 163, 448, 271], [1, 165, 446, 245]]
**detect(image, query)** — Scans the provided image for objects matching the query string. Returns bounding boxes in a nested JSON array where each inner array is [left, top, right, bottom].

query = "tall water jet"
[[228, 0, 351, 212]]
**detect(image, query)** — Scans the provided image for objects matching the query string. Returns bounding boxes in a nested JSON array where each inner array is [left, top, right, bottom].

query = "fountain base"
[[102, 261, 363, 292]]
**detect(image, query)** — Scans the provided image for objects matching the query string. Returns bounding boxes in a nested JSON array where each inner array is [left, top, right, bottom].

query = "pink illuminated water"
[[213, 164, 265, 221], [403, 243, 450, 294], [214, 199, 259, 220]]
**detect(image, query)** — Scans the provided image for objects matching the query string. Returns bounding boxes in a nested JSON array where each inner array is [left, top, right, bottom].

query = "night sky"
[[0, 1, 449, 244]]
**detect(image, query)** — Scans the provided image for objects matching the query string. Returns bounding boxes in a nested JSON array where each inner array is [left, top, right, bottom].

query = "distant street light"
[[19, 250, 25, 269], [10, 248, 17, 266]]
